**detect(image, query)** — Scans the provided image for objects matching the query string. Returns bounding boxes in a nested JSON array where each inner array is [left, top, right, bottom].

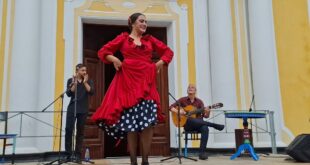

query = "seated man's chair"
[[0, 111, 17, 164], [183, 130, 201, 157]]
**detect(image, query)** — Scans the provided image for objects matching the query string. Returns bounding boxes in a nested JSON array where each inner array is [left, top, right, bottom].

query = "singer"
[[65, 63, 94, 163], [92, 13, 174, 165]]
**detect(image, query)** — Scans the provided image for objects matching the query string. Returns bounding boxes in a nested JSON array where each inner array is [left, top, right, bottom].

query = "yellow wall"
[[0, 0, 8, 111], [53, 0, 65, 151], [231, 0, 242, 110], [273, 0, 310, 135]]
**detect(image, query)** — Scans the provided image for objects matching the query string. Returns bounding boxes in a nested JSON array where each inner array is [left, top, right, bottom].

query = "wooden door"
[[82, 50, 104, 158], [82, 24, 171, 158]]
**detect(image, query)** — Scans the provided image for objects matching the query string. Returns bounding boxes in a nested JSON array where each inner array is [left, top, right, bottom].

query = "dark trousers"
[[65, 110, 88, 157], [184, 118, 219, 153]]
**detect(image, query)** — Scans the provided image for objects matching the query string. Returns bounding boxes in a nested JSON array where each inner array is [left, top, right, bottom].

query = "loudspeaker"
[[286, 134, 310, 162]]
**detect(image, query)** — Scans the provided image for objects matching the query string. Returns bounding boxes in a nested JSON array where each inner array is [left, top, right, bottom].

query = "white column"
[[247, 0, 289, 146], [9, 0, 41, 153], [36, 0, 58, 152], [208, 0, 238, 147], [193, 0, 212, 104], [168, 1, 190, 148]]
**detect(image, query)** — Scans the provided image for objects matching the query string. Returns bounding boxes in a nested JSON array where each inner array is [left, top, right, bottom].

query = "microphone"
[[249, 95, 254, 112]]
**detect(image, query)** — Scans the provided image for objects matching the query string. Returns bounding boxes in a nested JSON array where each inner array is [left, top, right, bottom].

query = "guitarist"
[[170, 84, 224, 160]]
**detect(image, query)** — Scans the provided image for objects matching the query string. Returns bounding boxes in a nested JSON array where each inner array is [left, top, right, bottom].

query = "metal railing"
[[2, 109, 277, 154], [2, 111, 66, 138]]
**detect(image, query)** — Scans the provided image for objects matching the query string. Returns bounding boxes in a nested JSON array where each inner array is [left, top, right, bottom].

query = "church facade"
[[0, 0, 309, 158]]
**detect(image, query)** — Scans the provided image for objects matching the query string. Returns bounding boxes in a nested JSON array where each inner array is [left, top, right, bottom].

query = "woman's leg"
[[140, 126, 153, 164], [127, 132, 138, 164]]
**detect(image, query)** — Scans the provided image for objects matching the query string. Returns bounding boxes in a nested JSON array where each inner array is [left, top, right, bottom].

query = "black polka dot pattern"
[[97, 100, 158, 139]]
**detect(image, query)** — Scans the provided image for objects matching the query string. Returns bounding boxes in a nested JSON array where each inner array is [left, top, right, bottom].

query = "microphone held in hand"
[[69, 74, 78, 88]]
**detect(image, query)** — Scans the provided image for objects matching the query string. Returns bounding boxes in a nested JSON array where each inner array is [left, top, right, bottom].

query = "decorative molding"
[[122, 1, 136, 8], [78, 0, 176, 14]]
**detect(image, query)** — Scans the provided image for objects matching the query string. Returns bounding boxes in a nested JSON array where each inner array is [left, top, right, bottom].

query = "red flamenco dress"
[[92, 32, 173, 138]]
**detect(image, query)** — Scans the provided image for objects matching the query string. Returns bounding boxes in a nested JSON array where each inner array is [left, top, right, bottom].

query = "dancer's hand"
[[112, 58, 122, 71], [155, 60, 165, 73], [106, 55, 122, 71]]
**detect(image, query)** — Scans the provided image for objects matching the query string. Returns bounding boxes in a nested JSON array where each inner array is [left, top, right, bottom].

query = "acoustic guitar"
[[171, 103, 223, 127]]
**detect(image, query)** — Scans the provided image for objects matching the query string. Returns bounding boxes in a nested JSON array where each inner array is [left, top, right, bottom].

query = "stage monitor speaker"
[[286, 134, 310, 162]]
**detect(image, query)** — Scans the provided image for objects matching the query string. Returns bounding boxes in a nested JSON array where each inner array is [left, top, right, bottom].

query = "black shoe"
[[199, 152, 208, 160], [61, 154, 72, 163], [131, 162, 138, 165], [66, 155, 71, 160], [141, 162, 149, 165], [215, 124, 225, 131], [60, 155, 70, 163]]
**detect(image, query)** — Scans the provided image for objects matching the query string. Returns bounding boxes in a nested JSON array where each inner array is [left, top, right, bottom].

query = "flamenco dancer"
[[92, 12, 174, 165]]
